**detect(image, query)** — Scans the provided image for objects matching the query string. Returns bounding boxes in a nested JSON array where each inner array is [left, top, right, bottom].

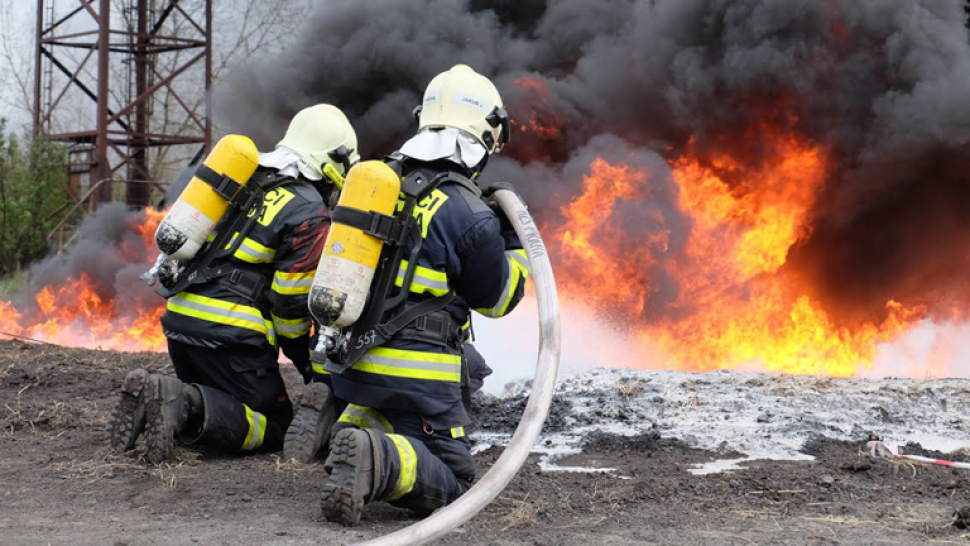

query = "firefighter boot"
[[320, 428, 384, 526], [283, 382, 336, 463], [106, 368, 150, 452], [144, 375, 194, 464]]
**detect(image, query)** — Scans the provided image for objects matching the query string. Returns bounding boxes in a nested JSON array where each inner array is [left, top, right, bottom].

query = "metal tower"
[[34, 0, 212, 208]]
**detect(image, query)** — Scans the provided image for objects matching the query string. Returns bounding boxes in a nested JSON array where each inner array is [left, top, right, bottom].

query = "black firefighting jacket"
[[161, 171, 330, 373], [329, 158, 530, 430]]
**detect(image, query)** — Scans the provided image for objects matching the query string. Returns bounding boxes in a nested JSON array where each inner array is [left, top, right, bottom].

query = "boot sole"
[[320, 429, 370, 526], [144, 376, 174, 464], [283, 383, 335, 464], [106, 369, 150, 452]]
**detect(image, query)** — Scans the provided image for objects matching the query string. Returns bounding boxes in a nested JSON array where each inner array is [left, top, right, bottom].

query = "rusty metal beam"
[[93, 0, 111, 205], [106, 50, 205, 126], [35, 0, 213, 210]]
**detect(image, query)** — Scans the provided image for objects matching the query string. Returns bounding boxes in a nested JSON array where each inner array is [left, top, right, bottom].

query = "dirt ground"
[[1, 339, 968, 546]]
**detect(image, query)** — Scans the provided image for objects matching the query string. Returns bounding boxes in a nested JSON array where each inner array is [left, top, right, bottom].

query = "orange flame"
[[552, 126, 923, 377], [513, 77, 562, 139], [0, 207, 167, 352], [554, 159, 668, 318]]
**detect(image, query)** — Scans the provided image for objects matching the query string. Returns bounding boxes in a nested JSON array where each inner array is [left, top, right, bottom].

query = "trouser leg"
[[167, 339, 293, 452], [330, 410, 475, 513]]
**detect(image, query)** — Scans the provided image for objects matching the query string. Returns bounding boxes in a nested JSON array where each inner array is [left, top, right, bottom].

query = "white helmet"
[[276, 104, 360, 178], [413, 64, 510, 154]]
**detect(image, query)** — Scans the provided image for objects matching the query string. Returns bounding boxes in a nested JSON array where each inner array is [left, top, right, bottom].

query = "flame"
[[554, 159, 668, 318], [0, 207, 167, 352], [552, 125, 924, 377], [513, 77, 562, 140]]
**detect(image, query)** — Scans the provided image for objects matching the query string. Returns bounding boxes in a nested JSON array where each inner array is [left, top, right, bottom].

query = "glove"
[[487, 201, 515, 233], [481, 181, 518, 200]]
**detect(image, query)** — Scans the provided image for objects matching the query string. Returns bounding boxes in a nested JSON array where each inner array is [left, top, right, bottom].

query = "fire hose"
[[352, 189, 562, 546]]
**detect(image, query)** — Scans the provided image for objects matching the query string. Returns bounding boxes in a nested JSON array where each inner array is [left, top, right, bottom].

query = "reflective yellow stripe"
[[271, 270, 316, 296], [167, 292, 276, 346], [242, 405, 267, 450], [508, 249, 531, 278], [450, 426, 465, 439], [395, 260, 450, 296], [225, 233, 276, 264], [386, 434, 417, 501], [311, 362, 331, 375], [353, 347, 462, 382], [337, 404, 393, 433], [475, 252, 527, 318], [272, 314, 311, 339]]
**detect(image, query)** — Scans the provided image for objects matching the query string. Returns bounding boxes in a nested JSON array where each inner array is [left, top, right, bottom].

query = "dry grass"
[[271, 454, 319, 472], [615, 378, 644, 398], [3, 383, 34, 434], [492, 492, 545, 531]]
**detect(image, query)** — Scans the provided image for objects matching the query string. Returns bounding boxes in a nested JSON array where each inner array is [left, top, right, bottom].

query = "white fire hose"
[[353, 189, 562, 546]]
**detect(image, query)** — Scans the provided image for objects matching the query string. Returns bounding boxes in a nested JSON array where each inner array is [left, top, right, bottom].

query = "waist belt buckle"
[[412, 315, 428, 331], [229, 269, 243, 284]]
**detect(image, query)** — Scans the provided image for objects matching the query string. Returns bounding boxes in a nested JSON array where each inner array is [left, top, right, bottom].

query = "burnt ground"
[[1, 339, 968, 546]]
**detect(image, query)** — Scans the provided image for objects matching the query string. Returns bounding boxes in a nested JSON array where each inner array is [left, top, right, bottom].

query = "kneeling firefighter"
[[314, 65, 531, 525], [107, 104, 358, 463]]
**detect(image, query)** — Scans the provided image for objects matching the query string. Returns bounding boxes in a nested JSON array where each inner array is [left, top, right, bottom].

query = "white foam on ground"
[[472, 300, 970, 473], [475, 368, 970, 474]]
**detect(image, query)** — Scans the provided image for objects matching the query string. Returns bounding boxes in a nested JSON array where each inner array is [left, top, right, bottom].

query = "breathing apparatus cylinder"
[[308, 161, 400, 331], [154, 135, 260, 260]]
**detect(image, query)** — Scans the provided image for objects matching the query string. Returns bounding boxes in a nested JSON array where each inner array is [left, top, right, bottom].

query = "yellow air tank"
[[154, 135, 259, 260], [309, 160, 401, 328]]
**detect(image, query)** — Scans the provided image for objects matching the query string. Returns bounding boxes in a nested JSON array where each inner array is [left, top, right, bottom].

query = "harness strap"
[[156, 170, 288, 303], [330, 206, 404, 244], [392, 307, 462, 350], [195, 164, 243, 200], [188, 265, 271, 311], [377, 290, 455, 342]]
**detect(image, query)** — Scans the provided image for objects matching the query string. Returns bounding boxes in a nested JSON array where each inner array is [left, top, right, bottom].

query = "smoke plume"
[[214, 0, 970, 333]]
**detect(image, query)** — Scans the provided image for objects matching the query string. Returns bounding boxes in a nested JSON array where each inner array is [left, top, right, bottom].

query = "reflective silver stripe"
[[397, 263, 449, 292], [343, 405, 392, 433], [272, 276, 314, 289], [168, 295, 276, 345], [245, 410, 264, 450], [359, 353, 461, 374], [275, 319, 311, 335], [496, 273, 515, 309], [507, 250, 531, 275], [237, 240, 275, 262], [478, 268, 515, 318]]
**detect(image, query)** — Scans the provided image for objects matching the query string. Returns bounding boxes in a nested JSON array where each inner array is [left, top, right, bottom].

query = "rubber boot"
[[106, 368, 150, 452], [283, 382, 336, 463], [144, 375, 191, 464], [320, 428, 383, 526]]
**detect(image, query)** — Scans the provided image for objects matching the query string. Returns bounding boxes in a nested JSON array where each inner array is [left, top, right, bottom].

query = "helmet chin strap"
[[470, 152, 489, 180]]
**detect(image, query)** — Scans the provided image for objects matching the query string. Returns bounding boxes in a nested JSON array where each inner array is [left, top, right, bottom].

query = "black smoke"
[[21, 203, 158, 307], [214, 0, 970, 326]]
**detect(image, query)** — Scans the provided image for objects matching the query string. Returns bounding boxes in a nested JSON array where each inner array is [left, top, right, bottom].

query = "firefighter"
[[107, 104, 356, 463], [319, 65, 529, 525]]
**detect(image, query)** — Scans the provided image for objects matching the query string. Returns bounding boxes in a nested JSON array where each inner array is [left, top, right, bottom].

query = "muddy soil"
[[1, 339, 968, 546]]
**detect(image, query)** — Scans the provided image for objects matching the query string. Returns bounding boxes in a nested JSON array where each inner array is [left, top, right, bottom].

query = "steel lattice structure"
[[34, 0, 212, 208]]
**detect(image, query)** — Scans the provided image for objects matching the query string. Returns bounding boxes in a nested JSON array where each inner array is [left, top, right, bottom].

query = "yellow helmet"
[[413, 64, 510, 154], [276, 104, 360, 178]]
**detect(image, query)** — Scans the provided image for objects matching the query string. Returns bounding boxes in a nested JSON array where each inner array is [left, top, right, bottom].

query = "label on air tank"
[[312, 254, 375, 327], [164, 199, 215, 246]]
